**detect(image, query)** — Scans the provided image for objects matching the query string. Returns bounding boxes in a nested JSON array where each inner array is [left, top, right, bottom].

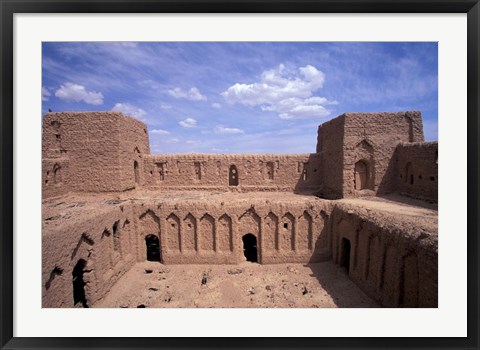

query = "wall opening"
[[340, 238, 351, 273], [72, 259, 88, 308], [112, 220, 121, 253], [157, 163, 165, 181], [266, 161, 274, 180], [145, 234, 161, 262], [194, 162, 202, 180], [354, 160, 370, 190], [242, 233, 258, 263], [229, 165, 239, 186], [53, 163, 62, 184], [134, 160, 139, 184], [302, 163, 308, 181]]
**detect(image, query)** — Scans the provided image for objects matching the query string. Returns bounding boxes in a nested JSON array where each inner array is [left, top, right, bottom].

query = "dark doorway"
[[134, 161, 140, 184], [72, 259, 88, 308], [145, 234, 161, 262], [242, 233, 258, 263], [340, 238, 351, 273], [229, 165, 239, 186]]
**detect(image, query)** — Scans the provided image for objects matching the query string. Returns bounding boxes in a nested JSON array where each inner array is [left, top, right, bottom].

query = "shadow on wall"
[[293, 154, 323, 196], [377, 145, 438, 204], [308, 210, 330, 263], [377, 146, 400, 197]]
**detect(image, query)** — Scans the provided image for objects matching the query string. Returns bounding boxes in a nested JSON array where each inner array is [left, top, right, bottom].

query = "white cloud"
[[168, 87, 207, 101], [179, 118, 197, 128], [42, 87, 51, 101], [211, 102, 222, 109], [221, 64, 336, 119], [166, 138, 179, 143], [150, 129, 170, 135], [160, 104, 172, 110], [55, 82, 104, 105], [112, 103, 147, 121], [214, 125, 244, 134], [261, 96, 338, 119]]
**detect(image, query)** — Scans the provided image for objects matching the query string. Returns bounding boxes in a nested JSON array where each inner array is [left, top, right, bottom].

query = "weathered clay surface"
[[42, 111, 438, 308]]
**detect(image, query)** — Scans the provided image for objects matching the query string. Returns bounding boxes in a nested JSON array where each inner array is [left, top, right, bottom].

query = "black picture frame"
[[1, 1, 479, 349]]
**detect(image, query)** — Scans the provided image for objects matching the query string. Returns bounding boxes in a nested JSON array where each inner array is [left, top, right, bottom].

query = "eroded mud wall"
[[133, 199, 332, 265], [342, 111, 424, 198], [42, 112, 149, 198], [42, 201, 136, 307], [316, 115, 345, 199], [142, 154, 322, 192], [394, 142, 438, 202], [330, 204, 437, 307]]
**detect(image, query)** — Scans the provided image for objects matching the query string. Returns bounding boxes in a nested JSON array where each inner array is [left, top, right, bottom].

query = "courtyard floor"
[[93, 261, 378, 308]]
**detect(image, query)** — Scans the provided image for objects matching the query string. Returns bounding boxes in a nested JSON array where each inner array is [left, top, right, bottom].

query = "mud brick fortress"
[[42, 110, 438, 308]]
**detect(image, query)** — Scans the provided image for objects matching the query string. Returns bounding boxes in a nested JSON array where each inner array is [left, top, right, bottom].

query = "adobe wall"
[[42, 112, 149, 198], [330, 204, 437, 307], [394, 142, 438, 202], [134, 197, 332, 265], [316, 111, 424, 199], [42, 194, 438, 308], [42, 158, 70, 198], [42, 195, 333, 307], [142, 154, 322, 193], [316, 115, 345, 199], [42, 201, 137, 307]]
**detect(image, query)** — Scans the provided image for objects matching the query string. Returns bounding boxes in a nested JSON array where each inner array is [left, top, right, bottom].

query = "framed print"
[[1, 1, 479, 349]]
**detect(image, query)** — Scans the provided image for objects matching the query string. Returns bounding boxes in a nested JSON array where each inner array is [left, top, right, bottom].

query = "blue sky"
[[42, 42, 438, 154]]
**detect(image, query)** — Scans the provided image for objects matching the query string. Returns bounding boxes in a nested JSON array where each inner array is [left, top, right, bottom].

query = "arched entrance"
[[340, 238, 351, 273], [145, 234, 161, 262], [354, 160, 369, 190], [229, 165, 239, 186], [72, 259, 88, 308], [242, 233, 257, 262]]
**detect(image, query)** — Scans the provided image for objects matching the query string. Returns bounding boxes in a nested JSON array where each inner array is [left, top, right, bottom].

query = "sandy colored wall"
[[329, 204, 437, 307], [42, 158, 70, 198], [316, 115, 345, 199], [133, 199, 332, 265], [42, 202, 136, 307], [42, 112, 149, 198], [342, 111, 424, 198], [142, 154, 322, 192], [117, 116, 151, 190], [42, 197, 332, 307], [394, 142, 438, 202]]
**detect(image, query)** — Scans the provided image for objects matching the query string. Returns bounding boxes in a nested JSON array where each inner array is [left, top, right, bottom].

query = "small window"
[[283, 223, 288, 229]]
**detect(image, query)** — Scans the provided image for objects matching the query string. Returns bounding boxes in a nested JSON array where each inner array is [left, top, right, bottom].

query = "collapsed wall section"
[[394, 142, 438, 202], [142, 154, 322, 192]]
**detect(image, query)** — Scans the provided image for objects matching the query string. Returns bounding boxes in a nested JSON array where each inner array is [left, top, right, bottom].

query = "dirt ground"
[[94, 261, 378, 308]]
